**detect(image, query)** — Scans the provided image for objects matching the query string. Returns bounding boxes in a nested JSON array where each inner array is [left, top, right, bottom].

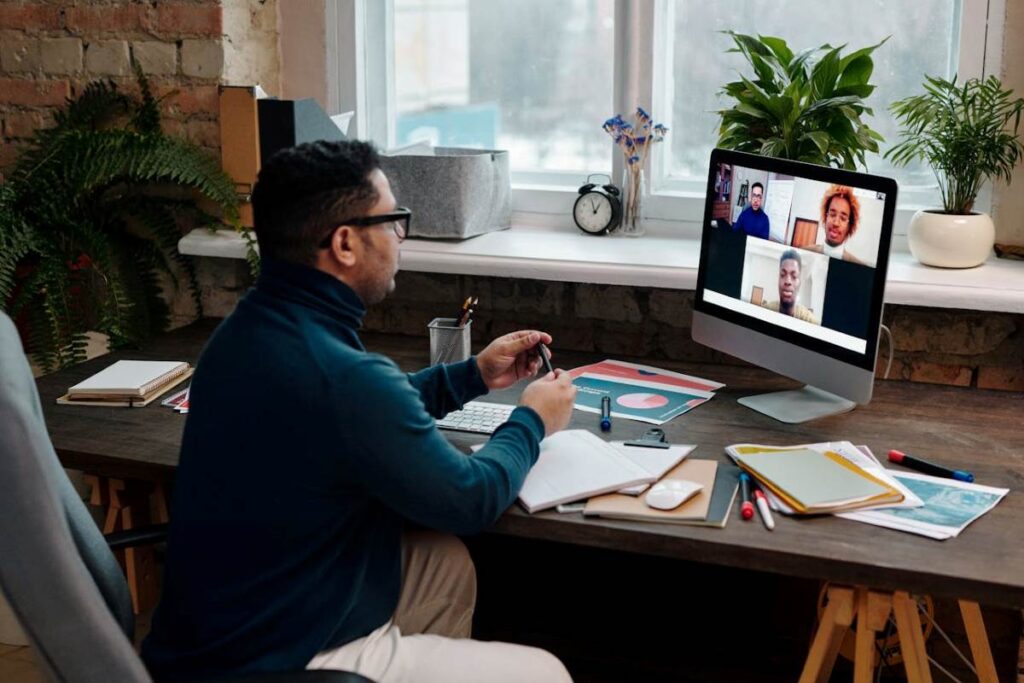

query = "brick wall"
[[0, 0, 224, 167]]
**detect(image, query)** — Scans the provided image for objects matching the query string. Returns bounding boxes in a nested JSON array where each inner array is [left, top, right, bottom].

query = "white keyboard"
[[436, 401, 516, 435]]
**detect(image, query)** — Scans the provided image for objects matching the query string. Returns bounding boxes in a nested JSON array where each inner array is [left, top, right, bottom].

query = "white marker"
[[754, 489, 775, 531]]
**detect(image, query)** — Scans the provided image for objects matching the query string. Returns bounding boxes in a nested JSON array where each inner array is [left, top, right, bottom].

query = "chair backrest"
[[0, 312, 150, 682]]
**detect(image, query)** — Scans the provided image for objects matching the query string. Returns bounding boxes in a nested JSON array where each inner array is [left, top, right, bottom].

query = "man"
[[761, 249, 820, 325], [142, 140, 576, 683], [804, 184, 865, 264], [732, 181, 770, 239]]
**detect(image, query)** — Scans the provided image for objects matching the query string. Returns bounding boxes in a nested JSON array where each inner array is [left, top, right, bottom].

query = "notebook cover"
[[517, 430, 654, 513], [68, 360, 189, 397], [734, 449, 893, 510], [583, 459, 718, 523], [58, 369, 193, 408]]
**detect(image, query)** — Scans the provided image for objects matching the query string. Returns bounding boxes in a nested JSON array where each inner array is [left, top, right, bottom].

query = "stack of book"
[[726, 444, 904, 515], [57, 360, 193, 408]]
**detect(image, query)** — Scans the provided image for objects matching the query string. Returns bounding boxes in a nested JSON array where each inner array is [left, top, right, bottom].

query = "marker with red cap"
[[739, 472, 754, 520], [888, 450, 974, 483]]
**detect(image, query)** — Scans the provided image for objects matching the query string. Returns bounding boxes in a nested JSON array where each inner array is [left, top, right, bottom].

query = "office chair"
[[0, 312, 371, 683]]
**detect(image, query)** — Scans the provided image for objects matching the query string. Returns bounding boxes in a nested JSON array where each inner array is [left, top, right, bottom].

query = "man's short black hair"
[[251, 140, 381, 265], [751, 181, 764, 193], [780, 248, 802, 270]]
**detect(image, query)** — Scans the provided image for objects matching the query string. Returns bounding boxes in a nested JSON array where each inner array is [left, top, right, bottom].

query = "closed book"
[[733, 448, 902, 514], [583, 459, 719, 524], [67, 360, 190, 398]]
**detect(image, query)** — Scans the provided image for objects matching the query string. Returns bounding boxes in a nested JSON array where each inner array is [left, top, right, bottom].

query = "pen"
[[888, 449, 974, 483], [739, 472, 754, 520], [600, 395, 611, 432], [753, 488, 775, 530], [537, 342, 554, 375], [455, 296, 471, 326]]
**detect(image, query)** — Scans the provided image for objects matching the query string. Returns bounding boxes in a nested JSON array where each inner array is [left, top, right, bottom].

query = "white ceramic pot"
[[906, 209, 995, 268]]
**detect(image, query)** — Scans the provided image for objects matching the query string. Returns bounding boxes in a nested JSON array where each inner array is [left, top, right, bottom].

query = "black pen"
[[888, 450, 974, 482], [537, 342, 554, 375], [600, 395, 611, 432]]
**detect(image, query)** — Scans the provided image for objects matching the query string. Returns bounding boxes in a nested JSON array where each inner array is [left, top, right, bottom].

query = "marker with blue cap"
[[888, 449, 974, 483], [600, 395, 612, 432]]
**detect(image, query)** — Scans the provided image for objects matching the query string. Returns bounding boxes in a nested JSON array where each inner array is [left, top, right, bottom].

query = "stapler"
[[623, 427, 670, 449]]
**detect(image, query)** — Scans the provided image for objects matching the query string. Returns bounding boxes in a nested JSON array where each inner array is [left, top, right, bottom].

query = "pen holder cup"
[[428, 318, 472, 366]]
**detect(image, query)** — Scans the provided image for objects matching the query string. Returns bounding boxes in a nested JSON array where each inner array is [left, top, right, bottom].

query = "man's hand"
[[519, 370, 577, 437], [476, 330, 553, 391]]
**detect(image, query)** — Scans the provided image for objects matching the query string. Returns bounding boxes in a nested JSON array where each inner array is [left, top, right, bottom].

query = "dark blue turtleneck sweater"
[[141, 257, 545, 681]]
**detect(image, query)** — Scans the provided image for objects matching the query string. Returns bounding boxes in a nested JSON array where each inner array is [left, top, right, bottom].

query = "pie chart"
[[617, 393, 670, 410]]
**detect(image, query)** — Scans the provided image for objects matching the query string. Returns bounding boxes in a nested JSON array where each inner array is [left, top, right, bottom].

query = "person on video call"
[[732, 181, 770, 239], [761, 249, 820, 325], [141, 140, 576, 683], [804, 184, 865, 265]]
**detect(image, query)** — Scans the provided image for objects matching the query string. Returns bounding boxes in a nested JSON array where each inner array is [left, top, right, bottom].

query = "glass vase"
[[619, 167, 646, 237]]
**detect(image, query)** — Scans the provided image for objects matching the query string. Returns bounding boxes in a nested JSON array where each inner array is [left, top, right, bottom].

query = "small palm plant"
[[886, 75, 1024, 214], [0, 68, 238, 370], [717, 32, 886, 170]]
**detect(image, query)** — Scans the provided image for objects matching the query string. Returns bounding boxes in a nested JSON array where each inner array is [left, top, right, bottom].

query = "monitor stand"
[[738, 385, 856, 424]]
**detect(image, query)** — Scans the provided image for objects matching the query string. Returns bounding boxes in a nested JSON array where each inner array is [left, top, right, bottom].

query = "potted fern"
[[717, 32, 885, 170], [886, 75, 1024, 268], [0, 68, 238, 370]]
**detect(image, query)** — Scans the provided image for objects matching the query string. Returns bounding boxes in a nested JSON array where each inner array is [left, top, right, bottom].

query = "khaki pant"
[[307, 530, 572, 683]]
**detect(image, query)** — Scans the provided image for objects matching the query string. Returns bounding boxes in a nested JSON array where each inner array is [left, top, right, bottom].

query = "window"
[[334, 0, 1001, 231], [661, 1, 963, 194], [392, 0, 614, 182]]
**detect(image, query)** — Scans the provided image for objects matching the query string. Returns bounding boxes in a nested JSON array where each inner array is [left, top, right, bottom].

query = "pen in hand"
[[537, 342, 554, 375]]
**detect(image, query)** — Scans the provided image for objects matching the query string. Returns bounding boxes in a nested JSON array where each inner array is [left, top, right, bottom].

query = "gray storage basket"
[[379, 147, 511, 239]]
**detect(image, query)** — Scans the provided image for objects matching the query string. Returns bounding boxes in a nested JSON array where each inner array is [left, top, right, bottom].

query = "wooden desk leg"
[[892, 591, 933, 683], [853, 589, 892, 683], [799, 585, 855, 683], [85, 476, 161, 615], [959, 600, 998, 683]]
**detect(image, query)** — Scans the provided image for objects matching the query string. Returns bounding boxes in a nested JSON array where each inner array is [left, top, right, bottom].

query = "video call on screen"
[[704, 162, 885, 354]]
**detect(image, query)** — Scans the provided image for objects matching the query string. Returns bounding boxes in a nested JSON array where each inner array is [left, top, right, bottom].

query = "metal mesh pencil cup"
[[428, 318, 472, 366]]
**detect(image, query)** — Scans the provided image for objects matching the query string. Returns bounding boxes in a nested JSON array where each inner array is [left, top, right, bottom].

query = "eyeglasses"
[[319, 207, 412, 247]]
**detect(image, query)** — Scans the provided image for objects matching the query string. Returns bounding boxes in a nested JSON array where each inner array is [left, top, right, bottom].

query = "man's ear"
[[326, 226, 359, 268]]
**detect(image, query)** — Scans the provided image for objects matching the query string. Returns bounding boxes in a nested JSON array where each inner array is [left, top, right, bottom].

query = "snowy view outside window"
[[393, 0, 961, 189]]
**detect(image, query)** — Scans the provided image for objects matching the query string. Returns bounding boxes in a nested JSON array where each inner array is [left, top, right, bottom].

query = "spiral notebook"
[[58, 360, 192, 407]]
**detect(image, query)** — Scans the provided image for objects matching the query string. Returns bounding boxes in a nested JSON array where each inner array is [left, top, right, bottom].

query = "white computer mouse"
[[644, 480, 703, 511]]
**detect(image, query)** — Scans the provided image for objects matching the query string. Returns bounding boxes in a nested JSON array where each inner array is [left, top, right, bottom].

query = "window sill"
[[178, 226, 1024, 314]]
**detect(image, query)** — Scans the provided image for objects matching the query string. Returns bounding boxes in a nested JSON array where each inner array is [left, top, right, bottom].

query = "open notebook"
[[58, 360, 192, 408], [474, 430, 653, 513]]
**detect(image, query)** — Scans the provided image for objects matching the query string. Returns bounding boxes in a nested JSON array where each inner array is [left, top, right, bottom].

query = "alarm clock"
[[573, 174, 621, 235]]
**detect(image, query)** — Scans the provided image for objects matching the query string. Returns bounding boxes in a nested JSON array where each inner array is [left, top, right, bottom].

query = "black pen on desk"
[[888, 449, 974, 482], [600, 395, 612, 432]]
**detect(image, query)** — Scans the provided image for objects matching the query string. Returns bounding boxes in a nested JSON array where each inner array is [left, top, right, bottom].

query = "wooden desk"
[[37, 319, 1024, 679]]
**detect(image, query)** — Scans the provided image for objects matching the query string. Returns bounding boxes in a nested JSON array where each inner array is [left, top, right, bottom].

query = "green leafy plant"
[[886, 75, 1024, 215], [0, 68, 239, 371], [717, 32, 886, 170]]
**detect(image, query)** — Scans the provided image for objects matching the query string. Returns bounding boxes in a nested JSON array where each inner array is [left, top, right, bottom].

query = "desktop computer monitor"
[[692, 148, 897, 423]]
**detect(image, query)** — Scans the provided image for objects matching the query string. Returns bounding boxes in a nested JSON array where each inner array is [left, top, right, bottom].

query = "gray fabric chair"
[[0, 312, 370, 683]]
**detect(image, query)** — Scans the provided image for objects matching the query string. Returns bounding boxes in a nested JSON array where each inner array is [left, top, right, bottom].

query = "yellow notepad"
[[732, 448, 902, 514]]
